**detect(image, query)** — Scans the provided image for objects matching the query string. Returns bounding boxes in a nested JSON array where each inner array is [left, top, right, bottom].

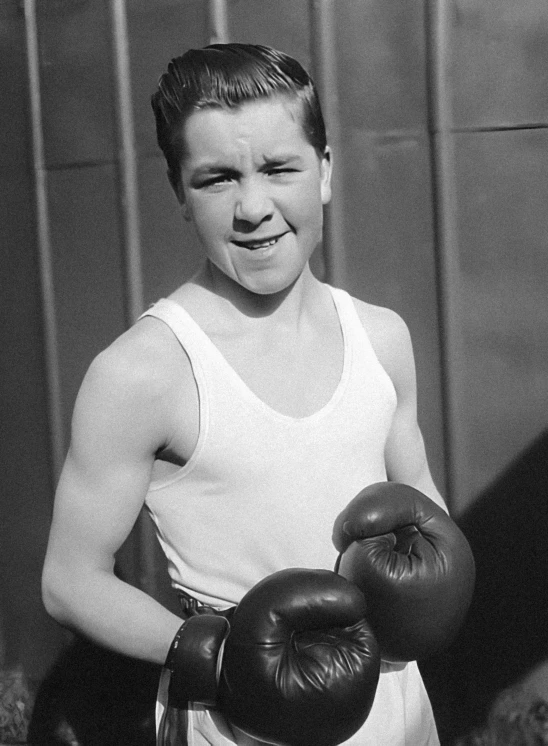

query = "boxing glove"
[[334, 482, 475, 663], [167, 568, 380, 746]]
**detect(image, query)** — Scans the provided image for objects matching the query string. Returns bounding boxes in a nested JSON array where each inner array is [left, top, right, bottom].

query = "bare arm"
[[42, 333, 185, 664], [357, 301, 448, 512]]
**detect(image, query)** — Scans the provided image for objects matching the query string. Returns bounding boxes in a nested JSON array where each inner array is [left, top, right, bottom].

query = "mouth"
[[232, 232, 288, 251]]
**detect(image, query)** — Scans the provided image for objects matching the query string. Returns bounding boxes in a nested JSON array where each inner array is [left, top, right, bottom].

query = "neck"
[[194, 260, 322, 323]]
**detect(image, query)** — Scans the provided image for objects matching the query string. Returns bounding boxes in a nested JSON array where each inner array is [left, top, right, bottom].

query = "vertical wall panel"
[[451, 0, 548, 128], [336, 0, 429, 131], [229, 0, 311, 67], [129, 0, 208, 158], [37, 0, 116, 167], [47, 166, 126, 437], [454, 129, 548, 504], [0, 2, 65, 682], [442, 0, 548, 510]]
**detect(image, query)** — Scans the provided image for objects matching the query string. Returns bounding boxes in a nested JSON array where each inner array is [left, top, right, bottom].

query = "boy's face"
[[176, 96, 332, 296]]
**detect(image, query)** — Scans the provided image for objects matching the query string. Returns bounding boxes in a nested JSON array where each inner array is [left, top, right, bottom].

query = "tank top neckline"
[[153, 285, 353, 424]]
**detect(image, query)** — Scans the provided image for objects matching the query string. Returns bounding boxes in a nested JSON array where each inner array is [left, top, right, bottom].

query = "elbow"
[[41, 561, 74, 627]]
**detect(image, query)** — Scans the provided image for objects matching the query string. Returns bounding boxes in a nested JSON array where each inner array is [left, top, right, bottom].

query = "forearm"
[[42, 562, 182, 665], [410, 469, 448, 513], [385, 424, 449, 514]]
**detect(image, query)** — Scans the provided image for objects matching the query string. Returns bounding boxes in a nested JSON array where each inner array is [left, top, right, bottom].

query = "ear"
[[320, 146, 333, 206], [168, 170, 191, 221]]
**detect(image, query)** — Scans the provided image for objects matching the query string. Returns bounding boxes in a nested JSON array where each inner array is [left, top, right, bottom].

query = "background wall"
[[1, 0, 547, 743]]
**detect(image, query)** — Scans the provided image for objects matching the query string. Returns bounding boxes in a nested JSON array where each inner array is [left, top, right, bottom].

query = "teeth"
[[236, 236, 280, 250], [249, 238, 277, 250]]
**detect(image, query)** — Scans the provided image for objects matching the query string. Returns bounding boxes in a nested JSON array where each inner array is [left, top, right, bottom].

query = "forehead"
[[181, 97, 312, 165]]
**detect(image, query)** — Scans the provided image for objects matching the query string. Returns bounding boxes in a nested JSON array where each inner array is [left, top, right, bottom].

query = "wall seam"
[[23, 0, 66, 488], [309, 0, 346, 288], [110, 0, 157, 594], [425, 0, 466, 512]]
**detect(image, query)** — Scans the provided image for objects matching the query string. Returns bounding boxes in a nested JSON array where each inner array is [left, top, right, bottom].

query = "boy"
[[43, 44, 444, 744]]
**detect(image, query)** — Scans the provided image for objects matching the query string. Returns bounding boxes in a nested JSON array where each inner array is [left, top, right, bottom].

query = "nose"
[[233, 177, 273, 228]]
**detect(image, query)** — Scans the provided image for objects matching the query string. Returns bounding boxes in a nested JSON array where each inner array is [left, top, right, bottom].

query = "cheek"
[[289, 181, 324, 228], [190, 196, 231, 240]]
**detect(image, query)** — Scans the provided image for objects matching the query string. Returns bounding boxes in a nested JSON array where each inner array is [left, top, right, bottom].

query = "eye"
[[199, 175, 232, 188], [266, 167, 298, 177]]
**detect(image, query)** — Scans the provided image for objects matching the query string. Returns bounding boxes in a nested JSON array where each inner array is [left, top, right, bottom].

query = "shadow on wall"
[[420, 429, 548, 744], [26, 546, 180, 745], [27, 635, 159, 745], [26, 431, 548, 745]]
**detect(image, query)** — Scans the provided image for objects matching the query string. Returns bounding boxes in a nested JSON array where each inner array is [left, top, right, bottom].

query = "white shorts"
[[157, 661, 440, 746]]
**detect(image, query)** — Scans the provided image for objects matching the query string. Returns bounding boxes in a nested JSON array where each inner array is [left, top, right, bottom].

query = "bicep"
[[364, 305, 447, 510], [48, 451, 150, 574], [385, 412, 445, 509], [381, 319, 421, 481], [45, 352, 165, 575]]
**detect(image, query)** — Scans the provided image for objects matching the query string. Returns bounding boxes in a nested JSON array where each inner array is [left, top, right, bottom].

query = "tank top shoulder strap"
[[328, 286, 372, 350], [142, 289, 374, 365], [138, 298, 212, 361], [137, 298, 219, 429], [327, 286, 396, 422]]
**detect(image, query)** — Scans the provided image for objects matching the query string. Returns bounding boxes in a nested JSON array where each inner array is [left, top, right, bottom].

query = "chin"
[[240, 273, 301, 298], [239, 260, 314, 298]]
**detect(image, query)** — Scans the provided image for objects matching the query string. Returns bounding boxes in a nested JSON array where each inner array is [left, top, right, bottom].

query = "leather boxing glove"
[[333, 482, 475, 663], [166, 568, 380, 746]]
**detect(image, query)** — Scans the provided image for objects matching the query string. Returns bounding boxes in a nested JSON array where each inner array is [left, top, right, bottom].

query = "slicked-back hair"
[[151, 43, 327, 190]]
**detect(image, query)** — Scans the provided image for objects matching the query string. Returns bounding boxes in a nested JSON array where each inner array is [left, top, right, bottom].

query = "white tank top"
[[141, 285, 396, 608], [143, 285, 440, 745]]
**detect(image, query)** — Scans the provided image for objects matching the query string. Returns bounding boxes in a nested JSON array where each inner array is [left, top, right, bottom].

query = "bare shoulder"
[[73, 315, 195, 458], [350, 296, 414, 380], [86, 316, 188, 402]]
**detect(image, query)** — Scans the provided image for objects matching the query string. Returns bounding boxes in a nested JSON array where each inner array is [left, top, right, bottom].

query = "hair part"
[[151, 43, 327, 190]]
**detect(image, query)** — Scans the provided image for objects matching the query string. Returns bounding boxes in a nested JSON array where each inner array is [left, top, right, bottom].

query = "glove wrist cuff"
[[165, 621, 186, 672], [167, 615, 230, 707]]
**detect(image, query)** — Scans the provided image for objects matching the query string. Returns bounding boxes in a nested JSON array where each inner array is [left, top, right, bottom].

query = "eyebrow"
[[192, 164, 237, 176], [191, 153, 303, 176], [260, 154, 303, 167]]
